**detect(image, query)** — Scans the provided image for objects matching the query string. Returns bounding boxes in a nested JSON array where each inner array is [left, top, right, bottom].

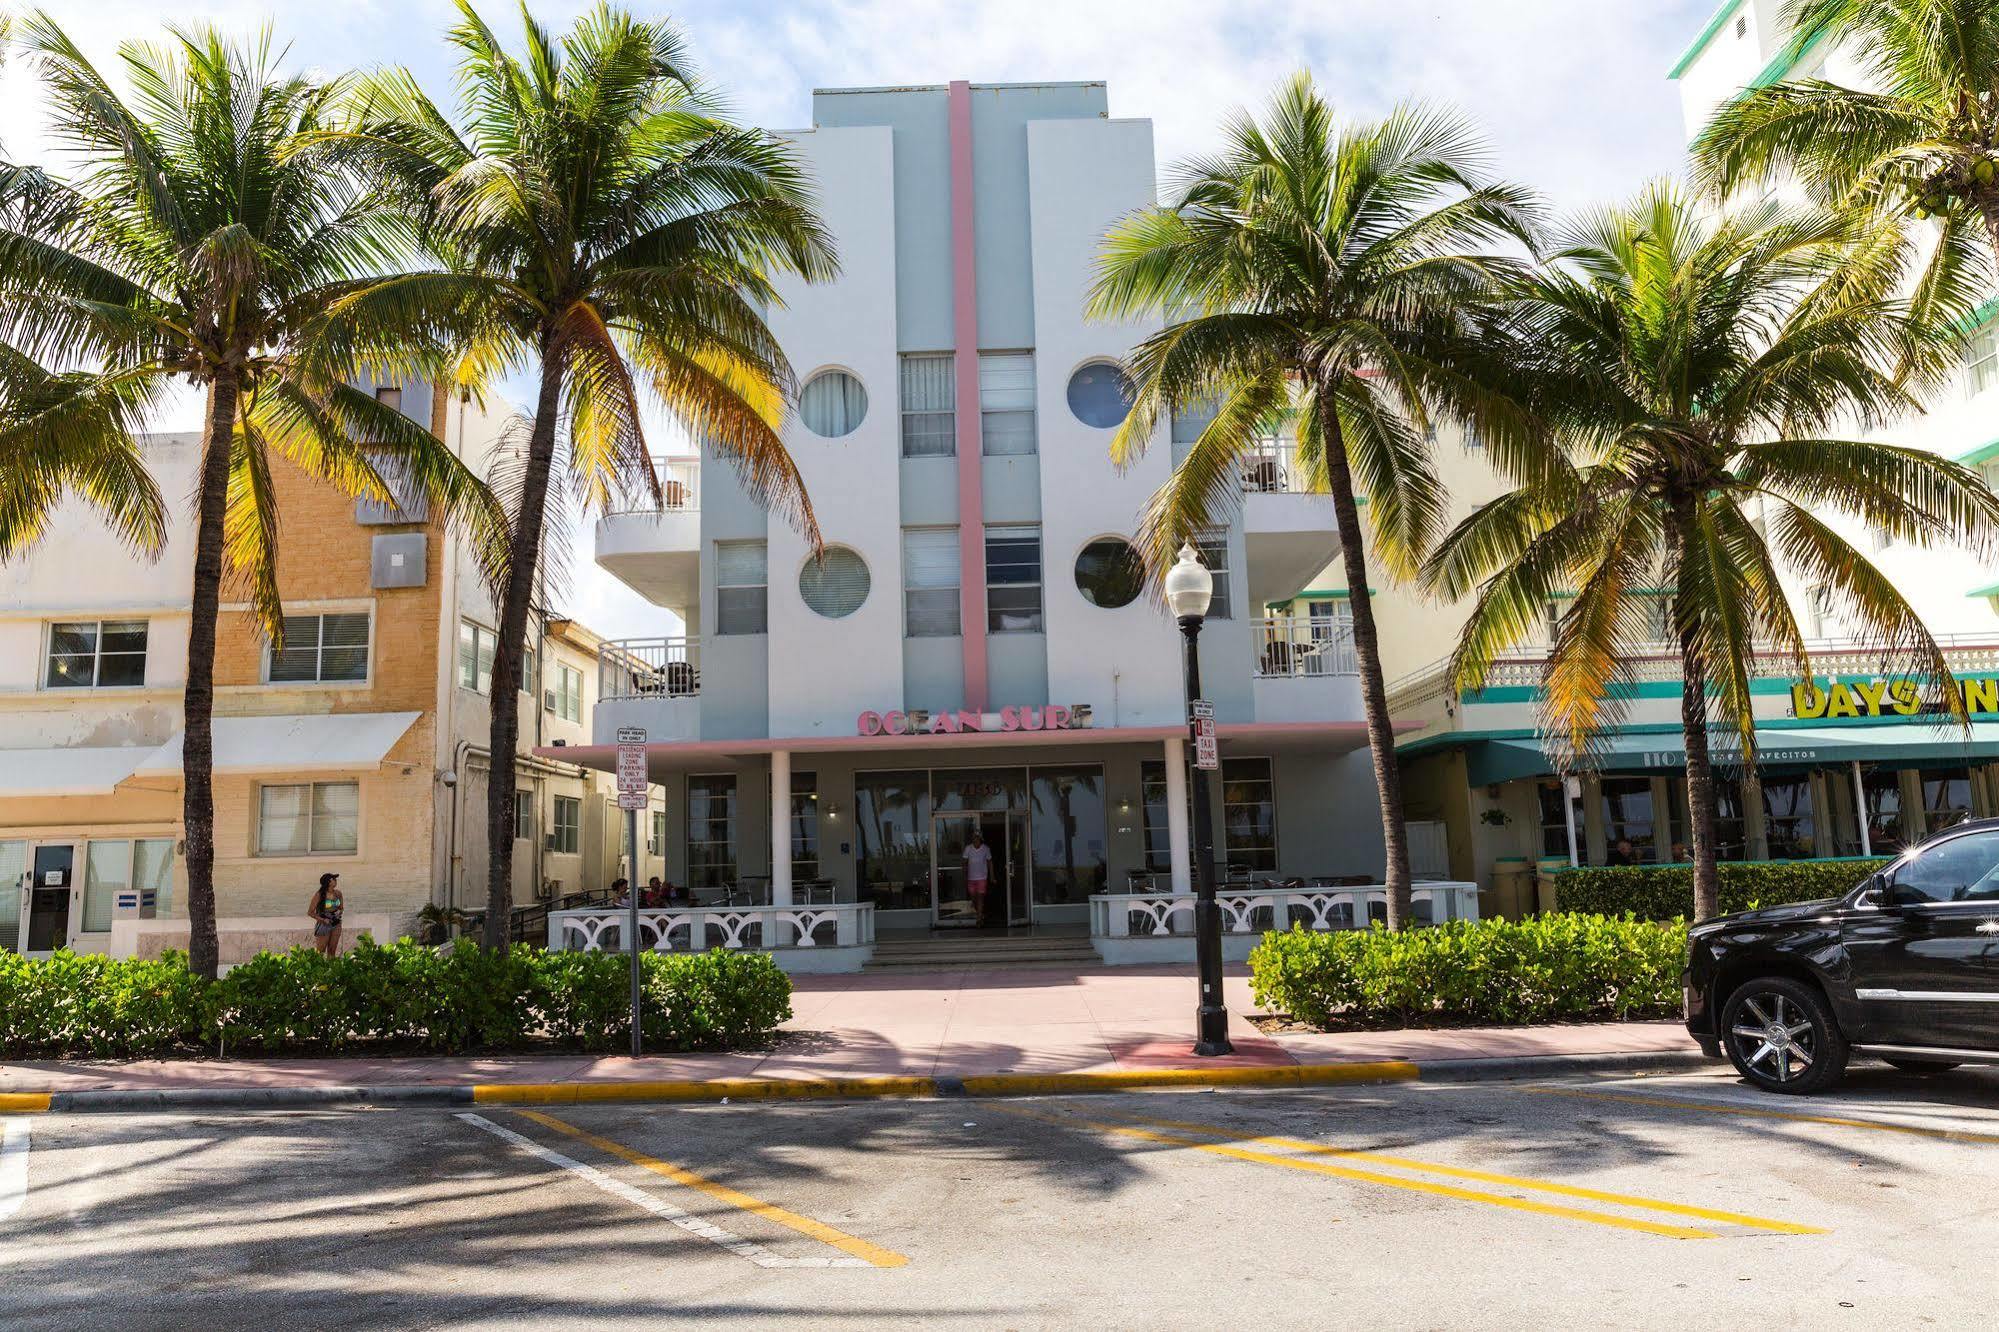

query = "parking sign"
[[616, 726, 648, 810], [1189, 700, 1218, 771]]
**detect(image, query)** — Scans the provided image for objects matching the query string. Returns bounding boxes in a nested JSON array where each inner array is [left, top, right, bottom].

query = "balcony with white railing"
[[1251, 615, 1363, 722], [594, 457, 701, 613], [1240, 436, 1341, 606], [594, 635, 702, 744]]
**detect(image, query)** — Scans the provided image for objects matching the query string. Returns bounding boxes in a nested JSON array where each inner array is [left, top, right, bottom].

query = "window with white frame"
[[687, 775, 738, 889], [1194, 534, 1232, 619], [45, 620, 148, 689], [81, 838, 174, 933], [270, 612, 369, 684], [554, 662, 583, 722], [550, 795, 580, 855], [258, 781, 359, 856], [1307, 599, 1352, 642], [1220, 757, 1277, 873], [903, 528, 961, 636], [715, 541, 768, 635], [521, 645, 536, 697], [985, 525, 1043, 631], [1644, 595, 1672, 644], [649, 809, 666, 857], [458, 621, 496, 693], [1968, 324, 1999, 397], [979, 352, 1036, 455], [514, 791, 534, 842], [900, 353, 956, 457], [1805, 584, 1835, 638]]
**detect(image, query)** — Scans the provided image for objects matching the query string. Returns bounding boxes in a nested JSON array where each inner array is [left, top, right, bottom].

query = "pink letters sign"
[[856, 705, 1094, 737]]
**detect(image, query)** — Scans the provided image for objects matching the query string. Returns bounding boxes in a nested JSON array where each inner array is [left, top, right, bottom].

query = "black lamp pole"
[[1180, 612, 1233, 1057]]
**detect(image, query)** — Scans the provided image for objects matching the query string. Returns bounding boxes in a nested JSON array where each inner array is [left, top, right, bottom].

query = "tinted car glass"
[[1889, 830, 1999, 903]]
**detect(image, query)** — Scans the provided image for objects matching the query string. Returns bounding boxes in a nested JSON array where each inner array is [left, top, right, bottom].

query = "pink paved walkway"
[[0, 964, 1695, 1093]]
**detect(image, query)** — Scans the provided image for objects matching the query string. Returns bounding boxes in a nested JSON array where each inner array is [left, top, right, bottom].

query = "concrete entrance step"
[[865, 932, 1101, 971]]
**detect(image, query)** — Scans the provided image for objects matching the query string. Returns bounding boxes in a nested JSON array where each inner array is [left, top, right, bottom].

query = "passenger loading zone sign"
[[1189, 700, 1218, 771], [616, 726, 648, 810]]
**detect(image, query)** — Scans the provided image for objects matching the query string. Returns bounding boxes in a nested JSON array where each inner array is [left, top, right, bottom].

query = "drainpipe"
[[1562, 775, 1581, 868]]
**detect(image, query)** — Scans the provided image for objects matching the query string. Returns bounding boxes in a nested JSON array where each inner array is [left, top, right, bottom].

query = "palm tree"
[[1087, 74, 1540, 928], [1425, 184, 1999, 920], [0, 16, 504, 977], [323, 2, 836, 949], [1691, 0, 1999, 304]]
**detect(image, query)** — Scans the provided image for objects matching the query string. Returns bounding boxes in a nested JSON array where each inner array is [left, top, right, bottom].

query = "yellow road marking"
[[1104, 1111, 1822, 1236], [993, 1105, 1717, 1240], [1519, 1086, 1999, 1147], [0, 1095, 49, 1114], [516, 1110, 908, 1269]]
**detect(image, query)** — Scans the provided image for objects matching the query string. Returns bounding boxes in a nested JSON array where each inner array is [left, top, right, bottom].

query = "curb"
[[0, 1048, 1713, 1114]]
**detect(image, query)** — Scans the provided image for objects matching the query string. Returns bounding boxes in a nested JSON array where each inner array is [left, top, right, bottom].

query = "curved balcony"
[[1240, 438, 1340, 604], [594, 458, 699, 613]]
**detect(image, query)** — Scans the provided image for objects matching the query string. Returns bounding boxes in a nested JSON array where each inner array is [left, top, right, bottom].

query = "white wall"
[[765, 125, 909, 740], [1027, 116, 1188, 729]]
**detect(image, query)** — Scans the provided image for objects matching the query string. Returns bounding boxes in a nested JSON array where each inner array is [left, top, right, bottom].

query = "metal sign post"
[[615, 726, 648, 1057]]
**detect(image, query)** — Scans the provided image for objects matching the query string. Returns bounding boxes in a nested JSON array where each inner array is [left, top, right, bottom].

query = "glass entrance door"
[[931, 812, 1023, 929], [25, 844, 75, 954]]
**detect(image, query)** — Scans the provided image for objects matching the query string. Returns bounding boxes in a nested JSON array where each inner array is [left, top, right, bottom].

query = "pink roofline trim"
[[948, 79, 989, 713], [536, 719, 1419, 768]]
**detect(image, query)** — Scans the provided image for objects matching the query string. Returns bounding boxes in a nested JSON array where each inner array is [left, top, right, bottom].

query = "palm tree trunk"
[[1321, 410, 1413, 929], [482, 354, 564, 951], [1679, 627, 1722, 922], [182, 372, 239, 980]]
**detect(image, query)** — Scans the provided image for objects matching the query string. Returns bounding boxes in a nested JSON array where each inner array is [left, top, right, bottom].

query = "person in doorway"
[[1606, 838, 1638, 867], [308, 872, 343, 957], [965, 830, 994, 924]]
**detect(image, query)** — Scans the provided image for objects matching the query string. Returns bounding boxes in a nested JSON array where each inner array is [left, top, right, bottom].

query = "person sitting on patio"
[[611, 877, 632, 906], [644, 876, 664, 907]]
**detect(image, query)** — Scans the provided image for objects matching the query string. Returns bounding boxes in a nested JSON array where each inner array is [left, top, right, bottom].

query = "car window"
[[1889, 830, 1999, 904]]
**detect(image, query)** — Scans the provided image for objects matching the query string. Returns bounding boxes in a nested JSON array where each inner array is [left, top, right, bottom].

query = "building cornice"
[[1669, 0, 1746, 80]]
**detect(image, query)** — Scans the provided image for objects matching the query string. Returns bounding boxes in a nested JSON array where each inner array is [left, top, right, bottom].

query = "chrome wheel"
[[1727, 992, 1817, 1085]]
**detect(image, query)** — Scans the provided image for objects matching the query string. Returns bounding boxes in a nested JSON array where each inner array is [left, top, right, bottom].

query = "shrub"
[[0, 942, 792, 1059], [1550, 858, 1887, 921], [1248, 913, 1686, 1029]]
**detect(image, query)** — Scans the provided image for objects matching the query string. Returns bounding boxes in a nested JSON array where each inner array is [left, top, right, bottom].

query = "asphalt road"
[[1, 1064, 1995, 1330]]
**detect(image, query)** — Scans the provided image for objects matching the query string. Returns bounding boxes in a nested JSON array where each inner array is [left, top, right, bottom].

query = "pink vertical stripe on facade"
[[947, 79, 989, 713]]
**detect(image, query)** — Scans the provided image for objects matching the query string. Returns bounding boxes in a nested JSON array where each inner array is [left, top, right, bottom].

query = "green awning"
[[1463, 723, 1999, 785]]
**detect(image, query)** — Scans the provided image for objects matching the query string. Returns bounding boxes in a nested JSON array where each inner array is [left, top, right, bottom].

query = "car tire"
[[1881, 1057, 1961, 1074], [1720, 976, 1848, 1095]]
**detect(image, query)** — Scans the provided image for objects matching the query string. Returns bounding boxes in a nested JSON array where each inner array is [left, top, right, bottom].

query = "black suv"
[[1685, 818, 1999, 1094]]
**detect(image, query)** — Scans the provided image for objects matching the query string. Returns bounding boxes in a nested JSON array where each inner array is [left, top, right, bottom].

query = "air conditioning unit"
[[544, 832, 561, 851], [543, 688, 557, 712]]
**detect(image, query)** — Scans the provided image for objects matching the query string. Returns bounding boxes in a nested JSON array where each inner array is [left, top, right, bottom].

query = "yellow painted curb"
[[472, 1075, 939, 1105], [955, 1061, 1420, 1098], [0, 1093, 51, 1113]]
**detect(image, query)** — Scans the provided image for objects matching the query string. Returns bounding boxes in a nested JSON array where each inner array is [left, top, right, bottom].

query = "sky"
[[3, 0, 1716, 639]]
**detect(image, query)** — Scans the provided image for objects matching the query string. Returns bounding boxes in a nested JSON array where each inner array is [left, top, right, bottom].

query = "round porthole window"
[[798, 369, 867, 438], [1066, 361, 1134, 429], [798, 545, 871, 618], [1074, 537, 1145, 609]]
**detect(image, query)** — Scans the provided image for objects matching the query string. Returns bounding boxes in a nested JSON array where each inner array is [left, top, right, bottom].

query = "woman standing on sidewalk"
[[308, 872, 343, 957]]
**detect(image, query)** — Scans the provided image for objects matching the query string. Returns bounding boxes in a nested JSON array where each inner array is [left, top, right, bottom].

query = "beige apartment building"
[[0, 380, 654, 962]]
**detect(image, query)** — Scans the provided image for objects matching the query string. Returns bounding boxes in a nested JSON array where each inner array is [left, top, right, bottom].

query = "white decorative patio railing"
[[547, 902, 875, 954], [1254, 616, 1357, 678], [1089, 881, 1480, 939], [1239, 436, 1314, 494], [598, 635, 702, 703]]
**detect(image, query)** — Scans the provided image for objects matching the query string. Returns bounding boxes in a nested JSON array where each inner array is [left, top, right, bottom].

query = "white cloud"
[[11, 0, 1713, 638]]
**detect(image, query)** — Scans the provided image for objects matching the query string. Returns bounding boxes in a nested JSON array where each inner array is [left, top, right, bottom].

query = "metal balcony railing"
[[1239, 437, 1315, 494], [605, 456, 699, 516], [599, 635, 701, 702], [1254, 616, 1358, 678]]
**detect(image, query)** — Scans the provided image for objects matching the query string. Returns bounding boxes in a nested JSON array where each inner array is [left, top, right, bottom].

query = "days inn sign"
[[1790, 675, 1999, 720]]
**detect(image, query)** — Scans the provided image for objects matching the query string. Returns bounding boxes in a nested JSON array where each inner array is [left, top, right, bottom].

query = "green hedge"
[[1248, 914, 1686, 1029], [0, 940, 792, 1059], [1551, 858, 1887, 921]]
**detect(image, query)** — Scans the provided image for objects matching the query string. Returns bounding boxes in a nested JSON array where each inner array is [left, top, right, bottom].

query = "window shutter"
[[979, 353, 1036, 456], [716, 540, 767, 587], [899, 354, 956, 457], [903, 528, 961, 636]]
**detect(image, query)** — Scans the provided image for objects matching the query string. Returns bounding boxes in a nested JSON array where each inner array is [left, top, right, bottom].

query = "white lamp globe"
[[1163, 543, 1214, 620]]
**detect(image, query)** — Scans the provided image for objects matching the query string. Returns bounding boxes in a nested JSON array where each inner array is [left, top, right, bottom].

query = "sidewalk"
[[0, 964, 1701, 1104]]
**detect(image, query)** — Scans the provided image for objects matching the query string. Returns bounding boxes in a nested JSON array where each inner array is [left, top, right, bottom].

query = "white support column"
[[771, 750, 793, 945], [1562, 775, 1581, 868], [1164, 735, 1193, 895], [1853, 760, 1872, 858]]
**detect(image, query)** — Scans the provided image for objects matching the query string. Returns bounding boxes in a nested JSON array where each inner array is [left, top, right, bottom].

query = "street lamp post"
[[1165, 544, 1233, 1057]]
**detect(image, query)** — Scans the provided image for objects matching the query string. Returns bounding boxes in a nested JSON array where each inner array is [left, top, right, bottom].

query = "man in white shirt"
[[965, 830, 994, 923]]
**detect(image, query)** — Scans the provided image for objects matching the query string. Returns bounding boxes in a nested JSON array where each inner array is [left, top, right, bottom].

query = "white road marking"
[[0, 1121, 28, 1220], [454, 1113, 866, 1269]]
